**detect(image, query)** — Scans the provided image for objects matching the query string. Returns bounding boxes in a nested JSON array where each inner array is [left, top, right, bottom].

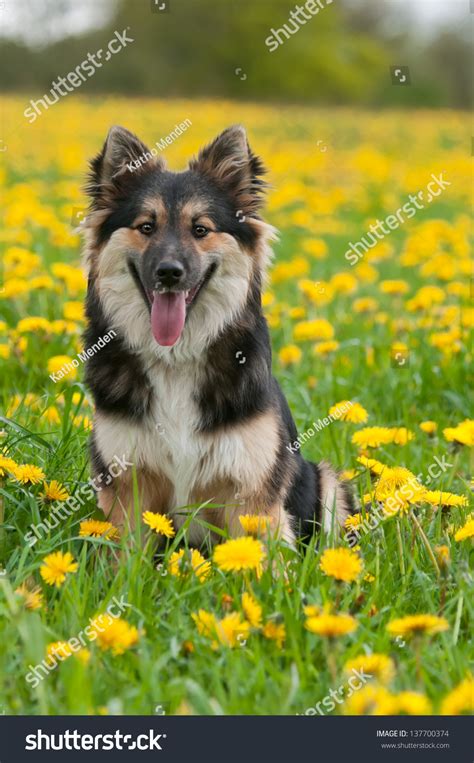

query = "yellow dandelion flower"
[[303, 604, 322, 617], [330, 272, 357, 294], [47, 641, 74, 661], [40, 551, 78, 587], [344, 653, 395, 684], [168, 548, 211, 582], [380, 280, 409, 295], [63, 301, 85, 322], [0, 454, 18, 478], [352, 427, 414, 449], [215, 613, 250, 648], [293, 318, 334, 342], [278, 344, 302, 366], [356, 455, 387, 475], [13, 463, 46, 485], [305, 612, 357, 638], [79, 519, 119, 540], [42, 406, 61, 425], [419, 421, 437, 435], [16, 317, 52, 333], [344, 513, 363, 531], [238, 514, 272, 536], [0, 345, 10, 360], [90, 616, 140, 655], [261, 292, 275, 307], [352, 427, 394, 449], [454, 517, 474, 542], [192, 609, 217, 639], [319, 547, 362, 582], [374, 467, 421, 499], [441, 676, 474, 715], [192, 609, 249, 649], [40, 480, 69, 502], [262, 621, 286, 648], [344, 685, 395, 715], [15, 582, 43, 611], [302, 238, 328, 259], [391, 692, 432, 715], [213, 536, 266, 573], [47, 355, 77, 380], [443, 419, 474, 447], [435, 545, 450, 567], [288, 307, 306, 320], [329, 401, 368, 424], [142, 511, 175, 538], [242, 592, 262, 628], [353, 297, 378, 313], [387, 614, 449, 638], [313, 340, 340, 355], [340, 469, 358, 481], [75, 648, 91, 664], [390, 428, 414, 446], [423, 490, 468, 508]]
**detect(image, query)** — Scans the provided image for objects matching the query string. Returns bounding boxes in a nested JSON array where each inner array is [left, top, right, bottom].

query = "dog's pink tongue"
[[151, 291, 186, 346]]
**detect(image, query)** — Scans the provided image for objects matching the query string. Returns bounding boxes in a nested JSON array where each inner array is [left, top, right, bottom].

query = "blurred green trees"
[[0, 0, 470, 109]]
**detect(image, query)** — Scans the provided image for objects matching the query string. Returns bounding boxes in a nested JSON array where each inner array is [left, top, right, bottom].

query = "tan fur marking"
[[97, 469, 173, 531]]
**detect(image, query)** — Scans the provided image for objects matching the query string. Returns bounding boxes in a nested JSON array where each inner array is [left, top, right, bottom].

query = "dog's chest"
[[95, 362, 245, 508]]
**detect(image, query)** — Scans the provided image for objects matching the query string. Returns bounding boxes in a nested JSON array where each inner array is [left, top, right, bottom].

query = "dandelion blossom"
[[242, 592, 262, 628], [142, 511, 175, 538], [319, 547, 362, 582], [305, 612, 357, 638], [214, 536, 266, 573], [79, 519, 119, 540], [40, 551, 78, 587], [387, 614, 449, 638], [168, 548, 211, 582]]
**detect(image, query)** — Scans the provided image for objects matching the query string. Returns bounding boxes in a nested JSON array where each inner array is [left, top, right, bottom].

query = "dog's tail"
[[285, 457, 355, 542]]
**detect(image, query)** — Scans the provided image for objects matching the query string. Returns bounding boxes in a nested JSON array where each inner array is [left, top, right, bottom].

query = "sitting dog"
[[82, 125, 353, 546]]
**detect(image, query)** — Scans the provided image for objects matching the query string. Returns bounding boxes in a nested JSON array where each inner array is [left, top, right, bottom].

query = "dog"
[[81, 124, 354, 548]]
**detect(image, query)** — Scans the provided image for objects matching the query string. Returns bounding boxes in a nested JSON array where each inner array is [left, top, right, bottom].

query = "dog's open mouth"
[[128, 261, 216, 347]]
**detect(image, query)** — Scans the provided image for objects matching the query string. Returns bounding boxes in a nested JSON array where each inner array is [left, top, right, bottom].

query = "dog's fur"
[[81, 124, 353, 547]]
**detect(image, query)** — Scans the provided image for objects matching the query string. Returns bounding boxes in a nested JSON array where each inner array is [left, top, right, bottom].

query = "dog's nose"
[[155, 260, 185, 287]]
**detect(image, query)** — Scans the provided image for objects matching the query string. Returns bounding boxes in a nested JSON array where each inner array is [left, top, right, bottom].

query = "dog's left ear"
[[189, 125, 267, 215]]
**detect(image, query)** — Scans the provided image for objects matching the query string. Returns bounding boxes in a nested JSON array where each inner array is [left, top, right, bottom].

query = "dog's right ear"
[[86, 126, 163, 208]]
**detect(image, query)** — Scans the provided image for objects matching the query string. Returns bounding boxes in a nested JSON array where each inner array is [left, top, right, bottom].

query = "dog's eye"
[[193, 225, 209, 238], [137, 222, 154, 235]]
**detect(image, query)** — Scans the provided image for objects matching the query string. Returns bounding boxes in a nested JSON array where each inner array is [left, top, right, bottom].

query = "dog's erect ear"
[[86, 126, 163, 208], [189, 125, 267, 215]]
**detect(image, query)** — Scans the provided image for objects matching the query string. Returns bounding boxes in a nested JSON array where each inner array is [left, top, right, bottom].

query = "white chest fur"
[[94, 361, 278, 516]]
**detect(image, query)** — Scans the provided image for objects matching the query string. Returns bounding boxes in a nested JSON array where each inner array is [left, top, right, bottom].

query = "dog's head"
[[83, 125, 274, 356]]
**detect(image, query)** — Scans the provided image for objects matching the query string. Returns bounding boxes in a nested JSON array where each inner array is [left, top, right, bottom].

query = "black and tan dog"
[[82, 125, 353, 547]]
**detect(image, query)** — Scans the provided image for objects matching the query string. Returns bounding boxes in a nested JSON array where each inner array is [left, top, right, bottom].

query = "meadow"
[[0, 97, 472, 716]]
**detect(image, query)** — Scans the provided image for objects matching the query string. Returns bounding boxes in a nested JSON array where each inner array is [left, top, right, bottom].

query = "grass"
[[0, 97, 472, 716]]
